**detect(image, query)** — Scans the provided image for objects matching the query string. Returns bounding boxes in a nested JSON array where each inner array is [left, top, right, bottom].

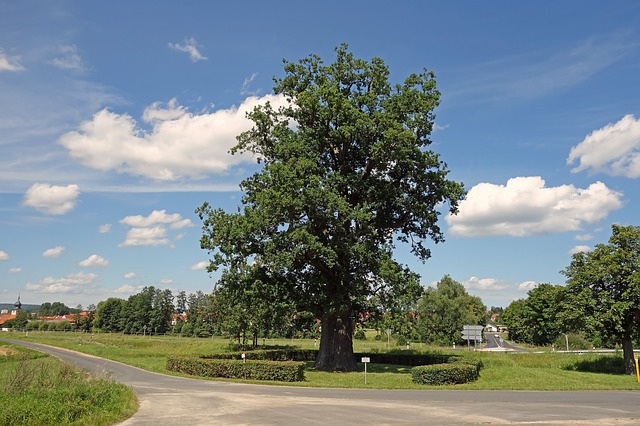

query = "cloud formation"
[[58, 95, 288, 181], [168, 37, 207, 62], [79, 254, 109, 267], [446, 177, 623, 237], [119, 209, 194, 247], [191, 261, 208, 270], [25, 271, 98, 294], [0, 250, 9, 260], [569, 245, 591, 255], [463, 276, 510, 291], [23, 183, 80, 214], [43, 246, 65, 258], [568, 114, 640, 178], [50, 45, 85, 71], [9, 267, 21, 273], [0, 48, 25, 72]]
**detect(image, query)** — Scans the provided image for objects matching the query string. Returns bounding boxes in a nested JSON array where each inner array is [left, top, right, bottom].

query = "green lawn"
[[4, 331, 639, 391]]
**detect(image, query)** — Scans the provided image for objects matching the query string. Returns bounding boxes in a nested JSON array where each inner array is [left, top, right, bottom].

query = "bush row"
[[202, 348, 318, 362], [166, 356, 305, 382], [411, 358, 483, 385], [353, 352, 454, 366]]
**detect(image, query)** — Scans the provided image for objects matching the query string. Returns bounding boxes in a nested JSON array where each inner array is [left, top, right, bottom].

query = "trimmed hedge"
[[411, 359, 483, 385], [353, 352, 454, 367], [201, 349, 318, 362], [167, 356, 305, 382], [169, 348, 482, 385]]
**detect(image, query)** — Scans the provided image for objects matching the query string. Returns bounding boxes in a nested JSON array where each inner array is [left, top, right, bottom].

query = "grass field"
[[0, 340, 137, 426], [3, 331, 639, 391]]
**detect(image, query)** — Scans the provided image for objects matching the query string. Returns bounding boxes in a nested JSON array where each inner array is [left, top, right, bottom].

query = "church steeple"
[[14, 294, 22, 311]]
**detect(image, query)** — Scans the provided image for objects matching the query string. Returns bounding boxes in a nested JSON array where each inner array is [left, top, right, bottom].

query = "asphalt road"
[[4, 338, 640, 425]]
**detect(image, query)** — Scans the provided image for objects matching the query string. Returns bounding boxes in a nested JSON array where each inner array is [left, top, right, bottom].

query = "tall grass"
[[0, 342, 137, 426]]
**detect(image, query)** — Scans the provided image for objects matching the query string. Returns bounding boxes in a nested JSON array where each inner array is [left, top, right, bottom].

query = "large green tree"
[[197, 45, 464, 371], [562, 224, 640, 375], [501, 283, 564, 346], [415, 275, 487, 346]]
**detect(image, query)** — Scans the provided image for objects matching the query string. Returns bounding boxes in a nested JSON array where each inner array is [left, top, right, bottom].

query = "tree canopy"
[[562, 224, 640, 374], [501, 283, 564, 346], [197, 45, 464, 371], [415, 275, 487, 346]]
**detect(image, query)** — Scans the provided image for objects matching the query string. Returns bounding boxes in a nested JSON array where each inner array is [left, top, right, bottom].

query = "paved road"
[[4, 338, 640, 425]]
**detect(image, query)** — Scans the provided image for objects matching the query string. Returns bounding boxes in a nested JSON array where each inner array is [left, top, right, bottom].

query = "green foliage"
[[38, 301, 70, 316], [411, 360, 482, 385], [197, 45, 464, 371], [553, 333, 592, 351], [415, 276, 487, 345], [501, 283, 565, 346], [354, 329, 366, 340], [166, 356, 305, 382], [562, 224, 640, 374]]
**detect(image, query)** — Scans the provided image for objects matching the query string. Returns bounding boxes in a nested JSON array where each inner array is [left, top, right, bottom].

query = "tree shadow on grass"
[[563, 356, 626, 375], [304, 361, 412, 374]]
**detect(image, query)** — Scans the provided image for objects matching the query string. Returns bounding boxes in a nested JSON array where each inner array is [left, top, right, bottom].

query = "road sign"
[[461, 325, 484, 344]]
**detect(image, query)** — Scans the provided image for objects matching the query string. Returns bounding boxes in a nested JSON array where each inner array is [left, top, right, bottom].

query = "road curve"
[[3, 338, 640, 425]]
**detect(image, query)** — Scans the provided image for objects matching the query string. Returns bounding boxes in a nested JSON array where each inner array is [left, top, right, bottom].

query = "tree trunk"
[[621, 333, 636, 375], [314, 311, 357, 371]]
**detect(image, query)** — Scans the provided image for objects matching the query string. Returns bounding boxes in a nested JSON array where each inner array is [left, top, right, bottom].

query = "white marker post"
[[361, 357, 370, 384]]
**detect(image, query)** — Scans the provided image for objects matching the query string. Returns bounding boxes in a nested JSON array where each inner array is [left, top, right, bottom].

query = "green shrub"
[[553, 334, 592, 351], [354, 329, 366, 340], [167, 356, 305, 382], [412, 360, 481, 385]]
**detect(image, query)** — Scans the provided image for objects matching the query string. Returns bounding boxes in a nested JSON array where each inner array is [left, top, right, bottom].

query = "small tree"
[[562, 224, 640, 375], [415, 275, 486, 345]]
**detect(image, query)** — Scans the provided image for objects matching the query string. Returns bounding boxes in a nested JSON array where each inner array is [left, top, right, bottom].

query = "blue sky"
[[1, 1, 639, 310]]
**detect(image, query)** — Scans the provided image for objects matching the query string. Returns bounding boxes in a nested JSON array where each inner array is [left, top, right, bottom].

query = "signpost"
[[461, 325, 484, 350], [361, 357, 370, 384]]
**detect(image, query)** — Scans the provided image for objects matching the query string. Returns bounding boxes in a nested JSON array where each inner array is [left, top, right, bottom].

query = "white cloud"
[[58, 95, 288, 181], [114, 284, 142, 294], [569, 245, 591, 255], [463, 276, 510, 291], [567, 114, 640, 178], [9, 267, 22, 273], [0, 250, 8, 260], [446, 177, 623, 237], [120, 210, 194, 228], [120, 226, 170, 247], [191, 261, 208, 270], [168, 37, 207, 62], [0, 48, 25, 72], [43, 246, 65, 258], [575, 233, 593, 241], [118, 210, 194, 247], [241, 72, 259, 95], [25, 271, 98, 294], [160, 279, 173, 285], [23, 183, 80, 215], [124, 272, 136, 279], [449, 33, 634, 103], [99, 224, 112, 233], [518, 281, 538, 291], [50, 45, 85, 71], [79, 254, 109, 267]]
